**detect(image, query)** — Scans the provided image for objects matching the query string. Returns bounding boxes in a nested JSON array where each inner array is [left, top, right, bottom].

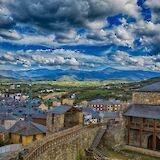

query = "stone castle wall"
[[5, 126, 99, 160], [7, 125, 99, 160], [100, 121, 125, 149], [36, 126, 99, 160], [47, 113, 65, 134], [132, 92, 160, 105]]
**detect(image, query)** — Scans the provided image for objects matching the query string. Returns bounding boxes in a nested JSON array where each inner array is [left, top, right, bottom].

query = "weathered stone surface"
[[47, 113, 65, 134], [133, 92, 160, 105], [100, 121, 125, 150], [124, 145, 160, 158], [35, 127, 99, 160]]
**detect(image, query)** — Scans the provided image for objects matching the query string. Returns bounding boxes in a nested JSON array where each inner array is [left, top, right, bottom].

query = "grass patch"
[[98, 147, 160, 160], [42, 92, 68, 100]]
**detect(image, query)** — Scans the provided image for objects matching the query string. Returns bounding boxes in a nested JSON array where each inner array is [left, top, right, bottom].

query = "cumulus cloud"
[[0, 4, 20, 40], [110, 51, 160, 71], [132, 21, 160, 53], [0, 52, 15, 61], [0, 29, 22, 40], [0, 0, 160, 72], [0, 49, 106, 70], [86, 24, 134, 47], [18, 34, 55, 45], [0, 0, 141, 42], [0, 0, 143, 48], [145, 0, 160, 23]]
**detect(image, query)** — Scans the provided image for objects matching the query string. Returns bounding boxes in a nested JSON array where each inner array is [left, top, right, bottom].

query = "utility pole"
[[28, 82, 32, 118]]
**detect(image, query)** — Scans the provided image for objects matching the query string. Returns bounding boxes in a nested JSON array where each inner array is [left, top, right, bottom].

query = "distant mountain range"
[[0, 68, 160, 81], [0, 75, 16, 82]]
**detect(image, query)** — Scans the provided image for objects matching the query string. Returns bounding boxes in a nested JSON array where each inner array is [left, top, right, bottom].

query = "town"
[[0, 0, 160, 159], [0, 77, 159, 160]]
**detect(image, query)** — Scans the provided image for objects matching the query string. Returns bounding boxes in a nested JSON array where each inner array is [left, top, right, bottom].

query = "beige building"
[[0, 114, 18, 129], [8, 119, 46, 145], [62, 98, 74, 106], [88, 99, 129, 112]]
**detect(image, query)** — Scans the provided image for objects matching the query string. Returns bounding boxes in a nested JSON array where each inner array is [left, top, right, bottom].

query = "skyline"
[[0, 0, 160, 73]]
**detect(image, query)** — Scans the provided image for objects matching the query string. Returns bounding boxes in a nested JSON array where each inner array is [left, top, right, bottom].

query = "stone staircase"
[[86, 126, 107, 160], [90, 126, 107, 150], [85, 148, 108, 160]]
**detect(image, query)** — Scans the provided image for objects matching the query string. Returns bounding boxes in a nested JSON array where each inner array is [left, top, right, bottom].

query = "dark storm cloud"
[[0, 3, 20, 40], [0, 0, 141, 42], [4, 0, 140, 32], [5, 0, 88, 31], [0, 15, 15, 29]]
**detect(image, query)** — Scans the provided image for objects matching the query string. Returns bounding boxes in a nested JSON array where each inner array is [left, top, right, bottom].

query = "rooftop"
[[88, 99, 121, 105], [48, 105, 72, 114], [136, 82, 160, 92], [99, 111, 119, 118], [82, 107, 100, 119], [8, 120, 46, 136], [82, 107, 119, 119], [124, 104, 160, 119], [0, 113, 18, 120], [32, 112, 47, 119]]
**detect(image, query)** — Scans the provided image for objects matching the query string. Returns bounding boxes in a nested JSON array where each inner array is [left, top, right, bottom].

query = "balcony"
[[127, 121, 160, 132]]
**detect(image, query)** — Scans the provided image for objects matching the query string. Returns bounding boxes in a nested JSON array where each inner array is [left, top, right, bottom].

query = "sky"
[[0, 0, 160, 72]]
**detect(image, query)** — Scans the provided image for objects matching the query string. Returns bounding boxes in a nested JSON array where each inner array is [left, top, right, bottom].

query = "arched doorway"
[[147, 135, 160, 150], [156, 136, 160, 150], [148, 135, 153, 150]]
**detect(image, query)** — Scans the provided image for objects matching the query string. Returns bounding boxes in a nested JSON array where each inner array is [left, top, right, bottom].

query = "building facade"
[[47, 105, 83, 134], [124, 82, 160, 151], [88, 99, 129, 112]]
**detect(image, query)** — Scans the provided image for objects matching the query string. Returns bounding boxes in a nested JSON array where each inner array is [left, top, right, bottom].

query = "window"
[[19, 135, 22, 143], [9, 133, 11, 139], [33, 135, 36, 141]]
